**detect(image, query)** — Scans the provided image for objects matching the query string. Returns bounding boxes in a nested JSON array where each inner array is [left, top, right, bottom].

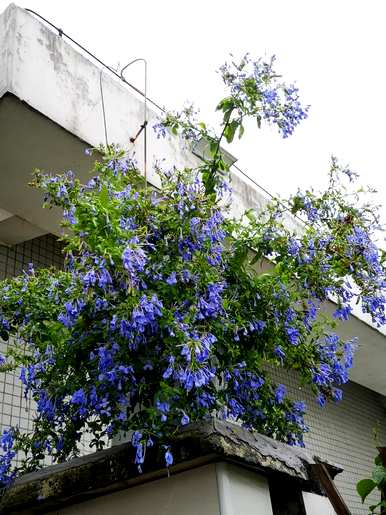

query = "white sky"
[[2, 0, 386, 225]]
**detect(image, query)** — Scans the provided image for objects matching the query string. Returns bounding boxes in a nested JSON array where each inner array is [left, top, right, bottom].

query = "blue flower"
[[181, 413, 190, 426], [122, 244, 147, 283], [333, 305, 352, 321], [58, 299, 85, 328], [132, 431, 142, 447], [275, 384, 286, 403], [293, 401, 306, 413], [135, 443, 144, 465], [37, 390, 57, 421], [70, 388, 88, 417], [166, 272, 177, 285], [153, 121, 167, 139], [312, 364, 331, 386], [56, 184, 68, 199], [288, 238, 301, 257], [286, 326, 300, 345], [165, 448, 173, 467], [249, 320, 266, 333], [197, 282, 225, 319], [274, 346, 285, 362], [332, 388, 343, 402], [0, 429, 16, 486], [219, 55, 309, 139], [316, 393, 326, 407], [156, 400, 170, 422], [63, 205, 76, 225]]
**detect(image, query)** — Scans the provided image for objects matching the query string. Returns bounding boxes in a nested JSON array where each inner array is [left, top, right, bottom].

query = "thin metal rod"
[[99, 69, 109, 147], [121, 59, 148, 187]]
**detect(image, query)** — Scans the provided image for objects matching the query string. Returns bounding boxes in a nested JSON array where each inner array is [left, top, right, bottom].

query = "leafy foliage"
[[0, 54, 385, 486], [357, 451, 386, 514]]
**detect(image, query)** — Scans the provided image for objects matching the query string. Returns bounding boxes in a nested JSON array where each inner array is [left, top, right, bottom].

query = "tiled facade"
[[0, 234, 63, 438], [0, 235, 386, 513], [270, 366, 386, 514]]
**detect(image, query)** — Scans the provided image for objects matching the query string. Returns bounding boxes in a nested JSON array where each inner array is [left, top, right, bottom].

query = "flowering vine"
[[0, 54, 385, 486]]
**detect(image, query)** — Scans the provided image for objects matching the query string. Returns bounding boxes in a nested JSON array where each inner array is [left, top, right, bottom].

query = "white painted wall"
[[53, 464, 221, 515], [216, 462, 273, 515], [303, 492, 336, 515], [50, 462, 281, 515]]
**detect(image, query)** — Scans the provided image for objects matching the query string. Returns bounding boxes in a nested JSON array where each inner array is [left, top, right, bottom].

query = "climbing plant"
[[357, 450, 386, 514], [0, 54, 385, 485]]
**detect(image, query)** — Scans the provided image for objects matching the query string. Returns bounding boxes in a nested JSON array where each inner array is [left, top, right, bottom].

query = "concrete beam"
[[0, 419, 340, 514]]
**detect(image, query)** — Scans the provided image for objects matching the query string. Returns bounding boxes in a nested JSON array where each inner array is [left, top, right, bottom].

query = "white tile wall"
[[0, 234, 63, 439], [269, 365, 386, 514]]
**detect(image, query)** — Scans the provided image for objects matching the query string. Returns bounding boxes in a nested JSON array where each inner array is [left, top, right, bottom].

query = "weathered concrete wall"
[[0, 3, 13, 97], [1, 4, 199, 182], [0, 3, 277, 219], [0, 94, 95, 236], [303, 492, 336, 515], [216, 462, 274, 515]]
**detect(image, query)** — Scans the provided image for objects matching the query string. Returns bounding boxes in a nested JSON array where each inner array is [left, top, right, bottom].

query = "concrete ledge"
[[0, 419, 342, 514]]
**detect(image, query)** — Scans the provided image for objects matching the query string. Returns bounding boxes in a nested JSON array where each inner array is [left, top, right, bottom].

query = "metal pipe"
[[99, 69, 109, 147], [120, 59, 148, 187]]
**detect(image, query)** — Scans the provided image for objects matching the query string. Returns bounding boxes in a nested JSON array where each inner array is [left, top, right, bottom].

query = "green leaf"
[[357, 479, 376, 503], [224, 120, 239, 144], [209, 140, 218, 156], [244, 209, 256, 222], [372, 465, 386, 486], [99, 185, 109, 208], [216, 97, 234, 112], [223, 109, 233, 124]]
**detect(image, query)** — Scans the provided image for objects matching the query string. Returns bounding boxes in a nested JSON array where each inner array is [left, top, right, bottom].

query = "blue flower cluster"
[[1, 106, 384, 486], [219, 54, 309, 138], [0, 429, 16, 486]]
